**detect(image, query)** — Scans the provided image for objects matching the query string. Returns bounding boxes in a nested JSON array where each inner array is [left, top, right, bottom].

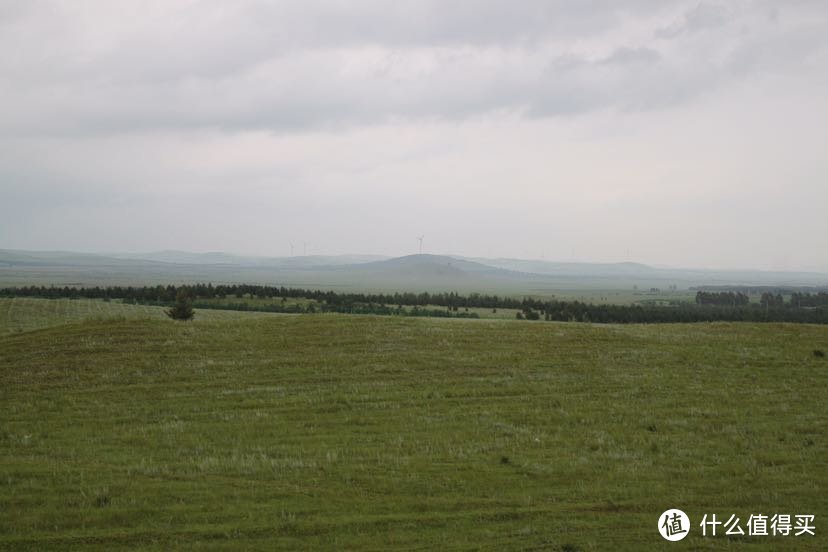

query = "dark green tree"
[[166, 289, 195, 321]]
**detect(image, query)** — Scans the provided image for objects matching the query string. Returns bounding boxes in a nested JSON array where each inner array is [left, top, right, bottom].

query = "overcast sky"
[[2, 1, 827, 271]]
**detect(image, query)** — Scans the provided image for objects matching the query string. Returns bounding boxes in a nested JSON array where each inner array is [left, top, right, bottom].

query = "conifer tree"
[[166, 289, 195, 321]]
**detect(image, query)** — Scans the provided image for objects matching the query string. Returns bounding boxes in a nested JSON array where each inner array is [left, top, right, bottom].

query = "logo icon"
[[659, 509, 690, 541]]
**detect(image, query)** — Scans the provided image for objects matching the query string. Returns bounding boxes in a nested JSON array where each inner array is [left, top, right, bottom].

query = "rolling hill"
[[1, 249, 827, 294]]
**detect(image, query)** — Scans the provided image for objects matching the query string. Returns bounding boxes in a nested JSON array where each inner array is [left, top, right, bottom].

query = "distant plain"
[[2, 249, 826, 303]]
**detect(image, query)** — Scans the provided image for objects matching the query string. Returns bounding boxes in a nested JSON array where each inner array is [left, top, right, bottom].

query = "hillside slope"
[[1, 314, 826, 549]]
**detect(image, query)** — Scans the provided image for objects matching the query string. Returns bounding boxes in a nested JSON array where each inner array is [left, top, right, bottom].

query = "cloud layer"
[[4, 0, 825, 134], [2, 1, 828, 271]]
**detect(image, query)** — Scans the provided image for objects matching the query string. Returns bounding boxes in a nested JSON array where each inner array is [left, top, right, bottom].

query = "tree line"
[[1, 284, 530, 309], [694, 291, 750, 306], [695, 290, 828, 308], [194, 301, 480, 319], [2, 284, 826, 324], [539, 300, 826, 324], [693, 285, 828, 295], [790, 292, 828, 307]]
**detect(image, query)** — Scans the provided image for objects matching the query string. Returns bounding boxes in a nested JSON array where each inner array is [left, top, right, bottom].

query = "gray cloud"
[[2, 1, 828, 271], [2, 1, 827, 139], [0, 0, 777, 135], [600, 47, 661, 65], [655, 2, 730, 39]]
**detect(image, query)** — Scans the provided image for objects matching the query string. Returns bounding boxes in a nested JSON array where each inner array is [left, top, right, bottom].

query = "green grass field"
[[1, 299, 826, 550], [0, 298, 282, 335]]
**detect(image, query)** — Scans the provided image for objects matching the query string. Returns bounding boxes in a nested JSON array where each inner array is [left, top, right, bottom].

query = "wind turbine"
[[289, 241, 294, 257], [417, 235, 424, 255]]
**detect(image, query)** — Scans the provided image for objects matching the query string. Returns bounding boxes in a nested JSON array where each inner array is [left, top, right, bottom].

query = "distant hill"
[[0, 249, 165, 268], [111, 250, 389, 267], [461, 256, 828, 287], [466, 257, 659, 277], [112, 250, 250, 265], [323, 254, 527, 290], [352, 254, 514, 275], [1, 248, 827, 292]]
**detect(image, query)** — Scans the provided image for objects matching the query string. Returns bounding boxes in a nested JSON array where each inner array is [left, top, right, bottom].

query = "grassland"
[[1, 299, 826, 550], [0, 298, 281, 335], [193, 296, 523, 320]]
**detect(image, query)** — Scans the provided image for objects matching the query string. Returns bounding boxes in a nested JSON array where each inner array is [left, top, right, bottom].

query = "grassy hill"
[[1, 301, 826, 549]]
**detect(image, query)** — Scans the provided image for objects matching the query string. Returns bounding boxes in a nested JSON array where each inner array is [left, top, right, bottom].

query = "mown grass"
[[0, 300, 826, 550]]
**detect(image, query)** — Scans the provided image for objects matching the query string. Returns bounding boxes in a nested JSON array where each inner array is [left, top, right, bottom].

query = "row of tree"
[[2, 284, 826, 324], [194, 301, 480, 319], [529, 301, 827, 324], [1, 284, 534, 310], [695, 290, 828, 309], [790, 292, 828, 307], [695, 291, 750, 306], [694, 285, 828, 295]]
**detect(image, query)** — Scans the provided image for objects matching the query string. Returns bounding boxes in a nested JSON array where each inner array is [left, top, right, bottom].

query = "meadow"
[[0, 297, 282, 335], [1, 298, 826, 550]]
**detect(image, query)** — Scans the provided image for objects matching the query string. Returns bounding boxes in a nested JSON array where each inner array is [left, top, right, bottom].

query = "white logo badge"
[[659, 509, 690, 541]]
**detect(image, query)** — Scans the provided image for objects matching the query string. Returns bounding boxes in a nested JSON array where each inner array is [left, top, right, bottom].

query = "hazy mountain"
[[262, 254, 390, 268], [0, 249, 166, 268], [111, 250, 389, 267], [461, 256, 828, 287], [111, 250, 251, 265], [465, 257, 660, 277], [2, 249, 827, 292], [351, 254, 513, 275], [315, 254, 528, 290]]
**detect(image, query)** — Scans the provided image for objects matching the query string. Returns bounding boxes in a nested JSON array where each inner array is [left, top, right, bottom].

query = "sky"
[[1, 1, 827, 271]]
